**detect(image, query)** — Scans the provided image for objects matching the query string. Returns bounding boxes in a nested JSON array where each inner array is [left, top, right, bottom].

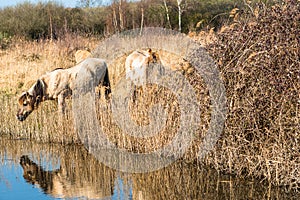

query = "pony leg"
[[132, 85, 138, 103], [98, 86, 107, 102], [57, 94, 66, 115]]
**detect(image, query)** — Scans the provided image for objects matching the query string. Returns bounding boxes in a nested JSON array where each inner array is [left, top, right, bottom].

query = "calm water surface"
[[0, 137, 298, 200]]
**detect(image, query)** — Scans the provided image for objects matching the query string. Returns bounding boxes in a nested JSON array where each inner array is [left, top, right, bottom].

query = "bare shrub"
[[207, 0, 300, 191]]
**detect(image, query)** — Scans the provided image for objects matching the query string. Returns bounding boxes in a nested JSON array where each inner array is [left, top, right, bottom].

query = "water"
[[0, 137, 298, 200]]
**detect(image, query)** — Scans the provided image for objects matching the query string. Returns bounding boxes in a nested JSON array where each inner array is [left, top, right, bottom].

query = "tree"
[[163, 0, 172, 29], [177, 0, 183, 32]]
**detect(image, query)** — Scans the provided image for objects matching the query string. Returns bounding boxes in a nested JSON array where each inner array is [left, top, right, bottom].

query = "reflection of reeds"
[[0, 137, 298, 199], [0, 137, 115, 199]]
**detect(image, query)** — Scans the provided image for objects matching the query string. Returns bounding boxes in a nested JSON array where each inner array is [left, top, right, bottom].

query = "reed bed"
[[0, 34, 99, 143], [0, 34, 99, 94], [0, 94, 77, 143], [0, 0, 299, 192], [94, 50, 210, 157]]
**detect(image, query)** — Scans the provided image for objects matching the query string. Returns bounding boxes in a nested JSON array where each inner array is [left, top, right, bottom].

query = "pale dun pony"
[[16, 58, 111, 121], [125, 48, 163, 101]]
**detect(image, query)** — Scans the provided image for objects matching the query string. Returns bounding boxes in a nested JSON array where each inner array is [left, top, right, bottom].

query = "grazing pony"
[[16, 58, 111, 121], [125, 48, 163, 101]]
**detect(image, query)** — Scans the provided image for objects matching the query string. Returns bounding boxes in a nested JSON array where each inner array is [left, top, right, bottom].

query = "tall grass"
[[0, 1, 299, 192], [0, 34, 99, 143], [0, 34, 99, 94]]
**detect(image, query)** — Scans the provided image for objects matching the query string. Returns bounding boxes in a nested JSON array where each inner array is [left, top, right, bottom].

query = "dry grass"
[[0, 34, 99, 95], [0, 1, 299, 193], [0, 36, 210, 152], [90, 47, 210, 158], [0, 34, 100, 143]]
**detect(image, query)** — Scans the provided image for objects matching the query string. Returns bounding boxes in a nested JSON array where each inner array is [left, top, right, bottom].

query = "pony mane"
[[30, 79, 46, 107]]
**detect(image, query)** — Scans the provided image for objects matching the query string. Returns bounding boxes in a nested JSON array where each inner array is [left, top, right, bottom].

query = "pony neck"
[[28, 79, 45, 97]]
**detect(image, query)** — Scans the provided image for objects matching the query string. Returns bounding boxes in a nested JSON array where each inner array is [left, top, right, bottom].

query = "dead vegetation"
[[206, 0, 300, 191], [0, 0, 299, 192]]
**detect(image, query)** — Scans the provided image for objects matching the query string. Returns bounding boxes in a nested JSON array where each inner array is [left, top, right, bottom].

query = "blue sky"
[[0, 0, 114, 9], [0, 0, 79, 8]]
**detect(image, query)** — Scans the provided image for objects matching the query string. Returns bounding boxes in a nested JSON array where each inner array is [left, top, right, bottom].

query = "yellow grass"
[[0, 36, 210, 154], [0, 35, 100, 143], [0, 22, 299, 192], [0, 35, 99, 95]]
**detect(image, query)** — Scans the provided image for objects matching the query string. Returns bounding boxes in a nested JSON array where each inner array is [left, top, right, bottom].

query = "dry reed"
[[0, 1, 299, 193]]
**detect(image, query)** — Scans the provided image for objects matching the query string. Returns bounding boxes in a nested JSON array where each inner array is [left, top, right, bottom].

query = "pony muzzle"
[[16, 111, 31, 121]]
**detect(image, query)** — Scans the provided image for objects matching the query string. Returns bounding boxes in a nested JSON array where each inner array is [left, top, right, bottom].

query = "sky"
[[0, 0, 115, 9], [0, 0, 79, 8]]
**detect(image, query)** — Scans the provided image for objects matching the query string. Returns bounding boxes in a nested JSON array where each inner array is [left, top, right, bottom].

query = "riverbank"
[[0, 1, 299, 192]]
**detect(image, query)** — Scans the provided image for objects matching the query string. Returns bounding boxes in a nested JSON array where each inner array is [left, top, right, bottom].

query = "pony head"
[[16, 80, 44, 121], [20, 155, 40, 184], [149, 51, 160, 63]]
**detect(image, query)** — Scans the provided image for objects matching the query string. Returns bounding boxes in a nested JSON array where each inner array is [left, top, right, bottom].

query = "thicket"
[[207, 0, 300, 190], [0, 0, 239, 43]]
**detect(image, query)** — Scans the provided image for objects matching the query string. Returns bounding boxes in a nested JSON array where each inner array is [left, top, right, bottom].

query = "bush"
[[207, 0, 300, 190]]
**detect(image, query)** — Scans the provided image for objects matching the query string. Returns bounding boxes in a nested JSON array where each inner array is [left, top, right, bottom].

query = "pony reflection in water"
[[20, 155, 133, 199]]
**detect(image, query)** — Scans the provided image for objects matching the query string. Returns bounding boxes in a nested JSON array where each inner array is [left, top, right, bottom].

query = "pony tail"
[[103, 68, 111, 96]]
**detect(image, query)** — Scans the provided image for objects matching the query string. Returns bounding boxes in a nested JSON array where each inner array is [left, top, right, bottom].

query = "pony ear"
[[147, 48, 152, 54]]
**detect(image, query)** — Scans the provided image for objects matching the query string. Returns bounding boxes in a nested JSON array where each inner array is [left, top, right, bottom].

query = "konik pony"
[[125, 48, 163, 101], [16, 58, 111, 121]]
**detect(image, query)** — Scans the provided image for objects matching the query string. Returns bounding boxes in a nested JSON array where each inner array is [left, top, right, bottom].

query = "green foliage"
[[0, 2, 107, 40], [0, 0, 240, 40]]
